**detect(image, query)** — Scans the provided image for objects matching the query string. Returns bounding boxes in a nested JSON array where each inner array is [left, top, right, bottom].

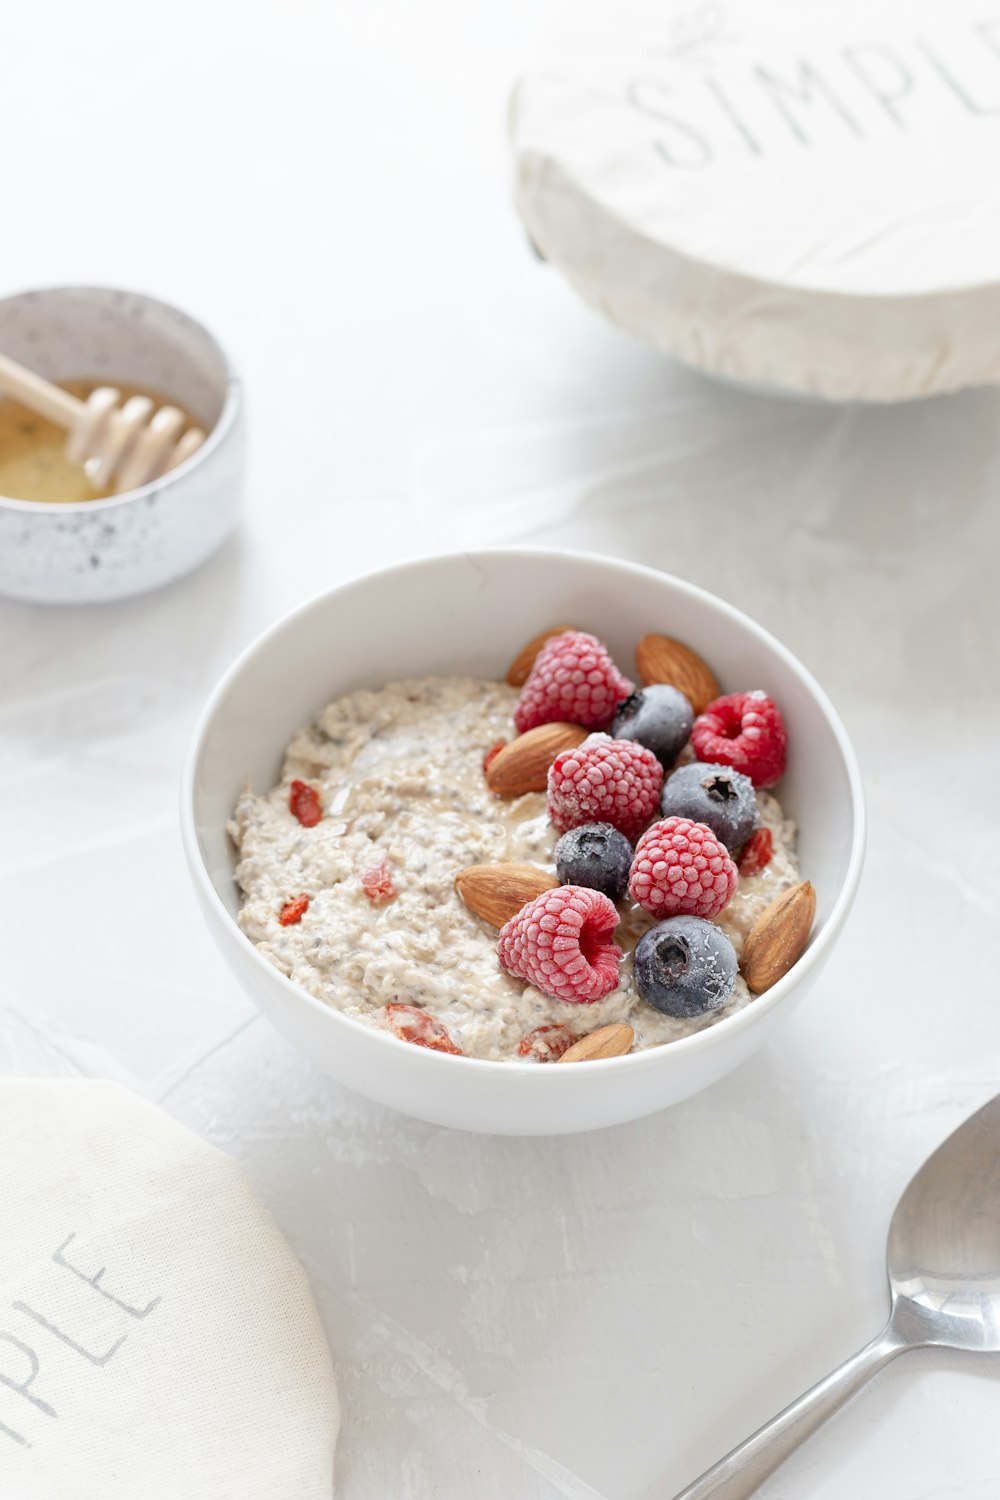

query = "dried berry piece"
[[738, 827, 774, 877], [385, 1002, 463, 1055], [517, 1024, 575, 1062], [483, 740, 506, 776], [278, 894, 310, 926], [361, 856, 397, 904], [289, 779, 322, 827]]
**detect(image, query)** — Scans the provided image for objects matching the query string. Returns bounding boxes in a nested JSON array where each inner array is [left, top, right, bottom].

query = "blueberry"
[[612, 685, 693, 768], [633, 916, 737, 1018], [660, 761, 757, 849], [554, 822, 633, 901]]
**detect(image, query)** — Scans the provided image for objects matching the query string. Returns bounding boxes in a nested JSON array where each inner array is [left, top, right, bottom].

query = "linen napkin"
[[0, 1080, 338, 1498]]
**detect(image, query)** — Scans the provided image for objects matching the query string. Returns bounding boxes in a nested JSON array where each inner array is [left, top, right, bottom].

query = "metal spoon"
[[672, 1091, 1000, 1499]]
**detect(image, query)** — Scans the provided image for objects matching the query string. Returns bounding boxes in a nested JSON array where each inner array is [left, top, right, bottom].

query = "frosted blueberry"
[[612, 685, 693, 768], [634, 915, 737, 1018], [660, 761, 757, 850]]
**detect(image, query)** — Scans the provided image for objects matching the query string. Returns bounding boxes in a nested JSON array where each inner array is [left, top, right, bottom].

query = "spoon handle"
[[670, 1324, 907, 1500]]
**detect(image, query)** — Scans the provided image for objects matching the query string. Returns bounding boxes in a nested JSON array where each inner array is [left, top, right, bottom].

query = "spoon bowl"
[[673, 1091, 1000, 1498], [888, 1092, 1000, 1352]]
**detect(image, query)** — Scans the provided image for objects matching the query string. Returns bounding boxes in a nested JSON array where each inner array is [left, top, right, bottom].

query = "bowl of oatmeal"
[[182, 549, 864, 1135]]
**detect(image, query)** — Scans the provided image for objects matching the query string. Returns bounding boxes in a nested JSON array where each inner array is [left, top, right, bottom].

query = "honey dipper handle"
[[0, 350, 85, 429]]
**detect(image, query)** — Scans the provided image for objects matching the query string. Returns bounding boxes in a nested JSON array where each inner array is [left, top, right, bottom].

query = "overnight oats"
[[229, 628, 816, 1063]]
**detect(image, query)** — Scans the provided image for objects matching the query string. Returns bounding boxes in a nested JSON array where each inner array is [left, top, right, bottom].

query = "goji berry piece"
[[289, 779, 322, 827], [517, 1024, 575, 1062], [738, 827, 774, 877], [361, 856, 397, 904], [279, 894, 310, 926], [483, 740, 506, 776], [385, 1002, 462, 1055]]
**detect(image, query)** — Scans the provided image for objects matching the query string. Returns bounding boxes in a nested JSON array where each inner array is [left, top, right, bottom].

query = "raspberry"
[[737, 827, 774, 877], [517, 1023, 575, 1061], [278, 894, 310, 926], [514, 630, 632, 734], [547, 733, 662, 842], [691, 692, 787, 788], [498, 886, 621, 1003], [628, 817, 738, 919], [289, 779, 322, 827], [385, 1002, 463, 1055], [361, 856, 397, 903]]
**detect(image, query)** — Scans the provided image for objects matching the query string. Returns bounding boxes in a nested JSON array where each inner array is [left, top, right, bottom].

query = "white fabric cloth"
[[511, 0, 1000, 401], [0, 1081, 338, 1498]]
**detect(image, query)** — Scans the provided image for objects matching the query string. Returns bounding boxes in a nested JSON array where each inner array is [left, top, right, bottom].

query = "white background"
[[2, 3, 999, 1497]]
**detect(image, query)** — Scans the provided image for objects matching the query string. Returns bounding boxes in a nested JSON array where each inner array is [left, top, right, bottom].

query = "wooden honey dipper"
[[0, 350, 206, 494]]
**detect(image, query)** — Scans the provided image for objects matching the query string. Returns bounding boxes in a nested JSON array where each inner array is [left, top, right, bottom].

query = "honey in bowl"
[[0, 379, 202, 503]]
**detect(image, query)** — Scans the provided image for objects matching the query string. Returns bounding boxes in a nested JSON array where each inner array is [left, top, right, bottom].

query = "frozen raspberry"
[[278, 894, 310, 926], [289, 779, 322, 827], [737, 827, 774, 877], [361, 856, 397, 904], [517, 1023, 575, 1061], [385, 1002, 463, 1055], [691, 692, 787, 788], [628, 817, 738, 920], [514, 630, 632, 734], [498, 886, 621, 1003], [547, 733, 662, 842]]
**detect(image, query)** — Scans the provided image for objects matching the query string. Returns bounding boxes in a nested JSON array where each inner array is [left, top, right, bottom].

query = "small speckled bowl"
[[0, 286, 243, 604]]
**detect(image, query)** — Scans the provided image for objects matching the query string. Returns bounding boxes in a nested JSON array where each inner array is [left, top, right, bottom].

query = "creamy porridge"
[[229, 674, 801, 1061]]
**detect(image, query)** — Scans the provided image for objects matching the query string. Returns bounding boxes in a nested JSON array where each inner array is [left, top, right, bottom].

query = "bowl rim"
[[180, 546, 867, 1078], [0, 283, 242, 516]]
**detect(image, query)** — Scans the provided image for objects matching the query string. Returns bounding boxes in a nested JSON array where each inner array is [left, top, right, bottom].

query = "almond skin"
[[741, 880, 816, 993], [455, 863, 557, 929], [558, 1022, 634, 1063], [486, 722, 588, 797], [506, 625, 575, 687], [635, 634, 720, 715]]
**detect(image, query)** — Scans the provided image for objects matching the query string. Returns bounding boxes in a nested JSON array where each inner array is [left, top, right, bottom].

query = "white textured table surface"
[[2, 4, 1000, 1497]]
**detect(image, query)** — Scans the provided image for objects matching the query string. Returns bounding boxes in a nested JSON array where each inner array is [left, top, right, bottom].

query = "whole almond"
[[635, 634, 720, 714], [558, 1022, 634, 1063], [506, 625, 575, 686], [455, 863, 557, 928], [486, 721, 588, 797], [741, 880, 816, 993]]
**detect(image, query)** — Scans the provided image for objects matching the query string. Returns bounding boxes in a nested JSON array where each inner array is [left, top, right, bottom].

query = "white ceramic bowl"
[[0, 286, 243, 604], [182, 550, 865, 1135]]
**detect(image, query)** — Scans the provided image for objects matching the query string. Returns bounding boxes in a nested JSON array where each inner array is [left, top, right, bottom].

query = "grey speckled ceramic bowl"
[[0, 286, 243, 604]]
